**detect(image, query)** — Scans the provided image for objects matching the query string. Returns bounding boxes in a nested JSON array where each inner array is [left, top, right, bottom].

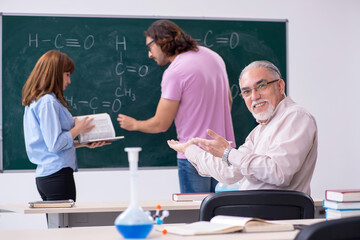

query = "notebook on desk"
[[28, 199, 75, 208]]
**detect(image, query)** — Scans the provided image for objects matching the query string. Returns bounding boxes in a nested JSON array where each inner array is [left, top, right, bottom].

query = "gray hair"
[[239, 60, 282, 83]]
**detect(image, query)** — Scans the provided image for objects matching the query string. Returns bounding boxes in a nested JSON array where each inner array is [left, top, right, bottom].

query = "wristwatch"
[[222, 145, 233, 166]]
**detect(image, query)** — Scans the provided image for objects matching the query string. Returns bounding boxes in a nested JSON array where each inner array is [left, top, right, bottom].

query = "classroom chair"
[[199, 189, 314, 221], [295, 216, 360, 240]]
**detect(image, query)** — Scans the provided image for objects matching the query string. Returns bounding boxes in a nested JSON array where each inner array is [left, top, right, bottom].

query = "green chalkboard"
[[1, 14, 287, 170]]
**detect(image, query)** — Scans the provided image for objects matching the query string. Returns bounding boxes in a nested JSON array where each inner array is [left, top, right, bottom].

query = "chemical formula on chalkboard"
[[28, 30, 241, 50], [27, 29, 243, 115], [29, 33, 145, 114]]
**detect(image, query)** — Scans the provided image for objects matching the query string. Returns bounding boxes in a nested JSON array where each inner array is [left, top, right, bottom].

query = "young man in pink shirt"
[[117, 20, 235, 193]]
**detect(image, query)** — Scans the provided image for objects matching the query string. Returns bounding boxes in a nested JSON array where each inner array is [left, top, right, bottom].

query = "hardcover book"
[[325, 208, 360, 219], [323, 199, 360, 210], [325, 189, 360, 202], [172, 193, 212, 202]]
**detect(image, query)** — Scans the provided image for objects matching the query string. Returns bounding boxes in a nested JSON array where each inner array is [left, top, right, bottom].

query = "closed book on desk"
[[325, 208, 360, 219], [165, 215, 294, 236], [325, 189, 360, 202], [323, 199, 360, 210], [28, 199, 75, 208], [172, 193, 212, 202]]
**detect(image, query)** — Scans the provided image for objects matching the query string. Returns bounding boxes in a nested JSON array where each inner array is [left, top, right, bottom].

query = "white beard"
[[251, 99, 275, 122]]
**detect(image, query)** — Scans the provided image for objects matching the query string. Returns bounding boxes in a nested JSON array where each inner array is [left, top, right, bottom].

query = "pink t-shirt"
[[161, 46, 235, 158]]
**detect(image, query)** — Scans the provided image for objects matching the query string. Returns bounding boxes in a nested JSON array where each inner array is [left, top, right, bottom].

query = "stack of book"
[[323, 189, 360, 219]]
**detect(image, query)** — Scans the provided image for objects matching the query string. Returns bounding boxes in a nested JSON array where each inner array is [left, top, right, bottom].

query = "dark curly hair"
[[144, 20, 198, 57]]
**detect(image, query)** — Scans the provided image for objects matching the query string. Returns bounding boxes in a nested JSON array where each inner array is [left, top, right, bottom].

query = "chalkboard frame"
[[0, 13, 288, 172]]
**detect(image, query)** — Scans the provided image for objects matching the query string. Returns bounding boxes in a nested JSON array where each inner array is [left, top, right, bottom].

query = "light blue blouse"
[[23, 93, 76, 177]]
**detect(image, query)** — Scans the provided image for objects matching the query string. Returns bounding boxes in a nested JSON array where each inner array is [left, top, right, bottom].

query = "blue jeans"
[[177, 158, 218, 193]]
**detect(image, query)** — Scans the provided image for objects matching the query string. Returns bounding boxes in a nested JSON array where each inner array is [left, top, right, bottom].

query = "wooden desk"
[[0, 198, 324, 228], [0, 219, 325, 240], [0, 200, 201, 228]]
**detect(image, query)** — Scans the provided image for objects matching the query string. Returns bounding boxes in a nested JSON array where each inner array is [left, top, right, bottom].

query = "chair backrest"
[[199, 189, 314, 221], [295, 216, 360, 240]]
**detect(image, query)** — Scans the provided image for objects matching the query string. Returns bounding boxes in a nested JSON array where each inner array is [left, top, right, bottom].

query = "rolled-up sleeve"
[[185, 145, 244, 184]]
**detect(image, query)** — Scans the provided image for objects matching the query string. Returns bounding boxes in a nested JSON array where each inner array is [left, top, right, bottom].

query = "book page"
[[76, 113, 115, 144], [244, 220, 294, 232], [210, 215, 293, 233], [165, 221, 243, 235], [210, 215, 255, 226]]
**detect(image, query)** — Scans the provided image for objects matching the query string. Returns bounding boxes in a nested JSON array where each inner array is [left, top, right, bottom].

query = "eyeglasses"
[[240, 79, 279, 98], [146, 40, 155, 52]]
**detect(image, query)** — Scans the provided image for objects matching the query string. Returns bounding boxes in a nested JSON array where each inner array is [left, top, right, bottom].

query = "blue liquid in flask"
[[115, 224, 153, 239], [114, 148, 154, 239]]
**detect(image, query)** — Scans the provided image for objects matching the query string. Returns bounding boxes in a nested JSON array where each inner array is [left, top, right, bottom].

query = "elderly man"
[[168, 60, 318, 195]]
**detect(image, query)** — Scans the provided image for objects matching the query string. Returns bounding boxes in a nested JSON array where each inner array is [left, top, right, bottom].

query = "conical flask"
[[114, 147, 153, 239]]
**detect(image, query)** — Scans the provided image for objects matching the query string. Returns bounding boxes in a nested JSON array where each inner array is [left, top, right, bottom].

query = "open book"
[[28, 199, 75, 208], [165, 215, 294, 236], [75, 113, 124, 144]]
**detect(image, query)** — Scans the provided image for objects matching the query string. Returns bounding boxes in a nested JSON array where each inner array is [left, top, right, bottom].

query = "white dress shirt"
[[185, 97, 318, 195]]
